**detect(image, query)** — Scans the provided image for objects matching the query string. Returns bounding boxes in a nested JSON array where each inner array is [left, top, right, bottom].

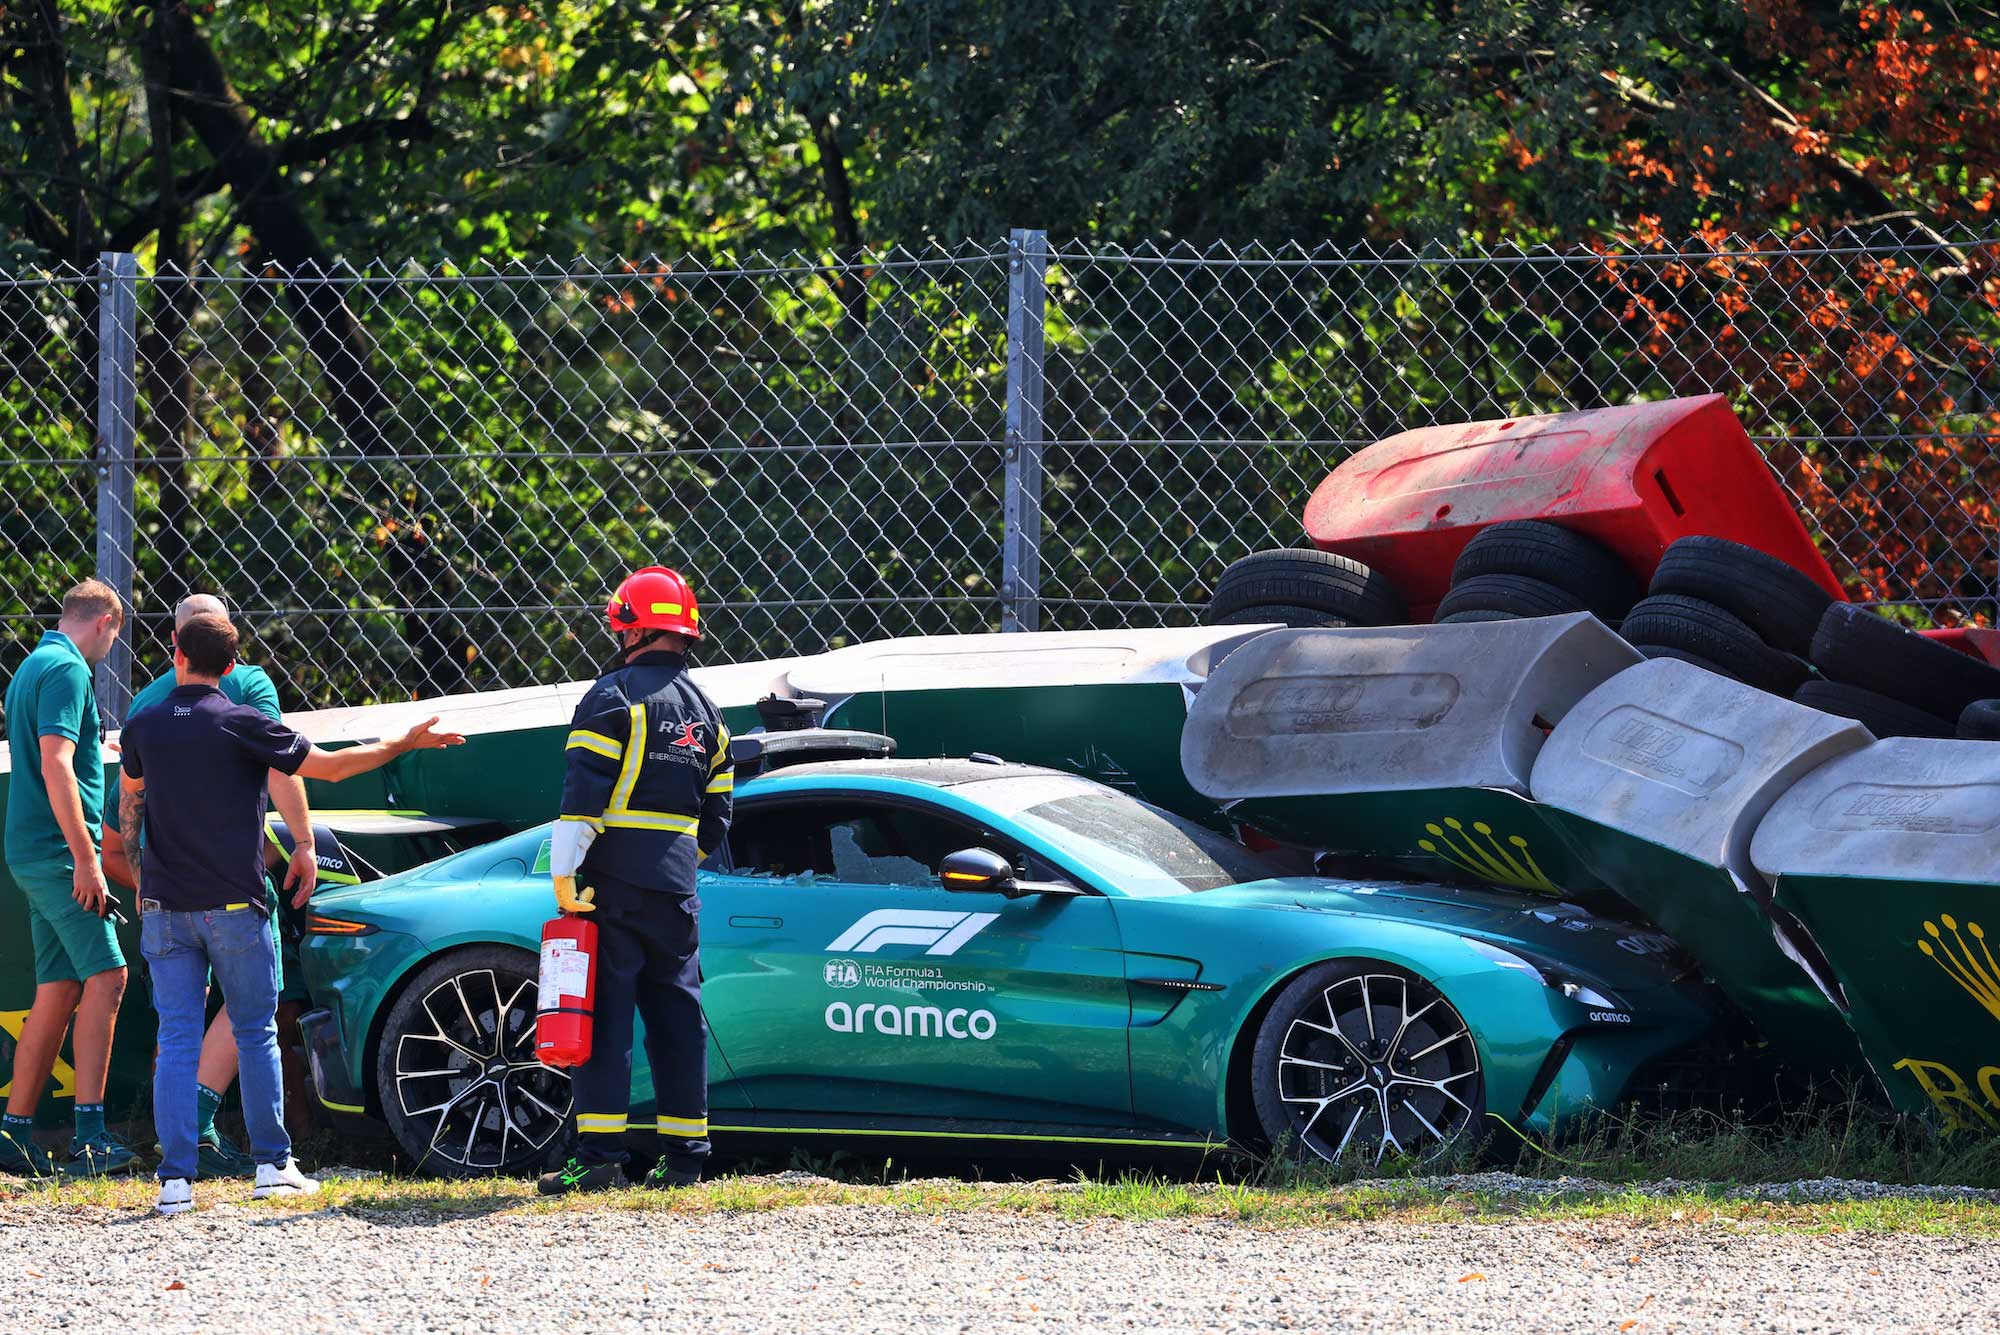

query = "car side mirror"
[[939, 847, 1014, 894], [939, 847, 1083, 899]]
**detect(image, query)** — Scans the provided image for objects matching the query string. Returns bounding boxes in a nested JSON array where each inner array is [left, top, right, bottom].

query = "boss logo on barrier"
[[827, 909, 998, 957]]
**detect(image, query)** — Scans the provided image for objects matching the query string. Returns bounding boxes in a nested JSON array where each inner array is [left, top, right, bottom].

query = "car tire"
[[1960, 699, 2000, 740], [1249, 960, 1484, 1166], [1208, 604, 1351, 629], [374, 945, 574, 1178], [1450, 521, 1641, 624], [1435, 609, 1517, 625], [1638, 645, 1737, 678], [1432, 573, 1589, 623], [1620, 594, 1807, 695], [1811, 602, 2000, 722], [1792, 681, 1954, 739], [1207, 549, 1405, 627], [1648, 536, 1834, 658]]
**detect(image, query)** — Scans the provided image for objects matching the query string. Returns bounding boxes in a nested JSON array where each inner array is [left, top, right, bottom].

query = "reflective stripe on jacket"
[[560, 650, 731, 892]]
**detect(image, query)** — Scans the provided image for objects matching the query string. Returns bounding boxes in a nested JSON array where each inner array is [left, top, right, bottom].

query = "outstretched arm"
[[294, 716, 466, 783]]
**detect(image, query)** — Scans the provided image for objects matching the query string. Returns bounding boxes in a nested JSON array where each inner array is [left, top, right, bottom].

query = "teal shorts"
[[9, 856, 126, 984]]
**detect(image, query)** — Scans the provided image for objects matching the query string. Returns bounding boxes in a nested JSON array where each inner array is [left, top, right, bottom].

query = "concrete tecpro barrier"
[[1531, 657, 1874, 1075], [1752, 737, 2000, 1124], [1180, 615, 1638, 894]]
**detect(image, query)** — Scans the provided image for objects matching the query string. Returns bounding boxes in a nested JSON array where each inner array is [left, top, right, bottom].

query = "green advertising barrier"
[[1179, 616, 1639, 896], [791, 628, 1276, 824], [1530, 658, 1874, 1077], [1752, 737, 2000, 1126]]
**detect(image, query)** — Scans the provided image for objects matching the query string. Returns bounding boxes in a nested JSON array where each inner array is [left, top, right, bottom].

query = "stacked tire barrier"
[[1202, 548, 1405, 630]]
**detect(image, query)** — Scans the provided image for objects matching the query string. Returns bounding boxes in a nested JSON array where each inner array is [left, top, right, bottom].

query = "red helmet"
[[606, 565, 701, 641]]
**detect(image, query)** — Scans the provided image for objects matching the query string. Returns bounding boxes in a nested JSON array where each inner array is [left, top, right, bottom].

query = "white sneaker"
[[251, 1157, 321, 1200], [156, 1178, 193, 1215]]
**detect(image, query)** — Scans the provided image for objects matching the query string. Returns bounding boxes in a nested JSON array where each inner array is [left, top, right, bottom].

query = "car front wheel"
[[373, 946, 573, 1177], [1249, 960, 1484, 1166]]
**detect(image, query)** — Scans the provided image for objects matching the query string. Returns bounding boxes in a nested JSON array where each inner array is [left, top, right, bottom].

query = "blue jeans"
[[143, 904, 289, 1180]]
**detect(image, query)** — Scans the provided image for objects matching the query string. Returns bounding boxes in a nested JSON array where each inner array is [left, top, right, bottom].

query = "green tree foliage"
[[0, 2, 1995, 723]]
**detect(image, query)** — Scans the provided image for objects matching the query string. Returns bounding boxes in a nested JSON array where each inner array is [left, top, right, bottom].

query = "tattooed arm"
[[118, 772, 145, 895]]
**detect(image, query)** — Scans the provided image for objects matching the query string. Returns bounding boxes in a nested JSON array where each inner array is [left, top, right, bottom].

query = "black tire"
[[1648, 536, 1834, 657], [1638, 645, 1737, 679], [1208, 549, 1405, 627], [374, 945, 573, 1178], [1620, 594, 1807, 695], [1435, 609, 1516, 625], [1960, 699, 2000, 741], [1250, 960, 1484, 1166], [1208, 604, 1351, 629], [1433, 573, 1589, 623], [1792, 680, 1954, 739], [1450, 521, 1641, 624], [1811, 602, 2000, 721]]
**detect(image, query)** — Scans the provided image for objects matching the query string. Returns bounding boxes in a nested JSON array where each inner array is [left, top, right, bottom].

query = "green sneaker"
[[197, 1132, 257, 1179], [63, 1134, 140, 1177], [536, 1158, 623, 1196], [0, 1129, 58, 1179]]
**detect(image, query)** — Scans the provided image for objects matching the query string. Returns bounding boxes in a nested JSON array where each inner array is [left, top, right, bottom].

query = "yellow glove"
[[553, 875, 597, 914]]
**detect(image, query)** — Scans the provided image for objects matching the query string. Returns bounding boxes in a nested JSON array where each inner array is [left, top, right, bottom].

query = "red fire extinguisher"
[[535, 913, 598, 1068]]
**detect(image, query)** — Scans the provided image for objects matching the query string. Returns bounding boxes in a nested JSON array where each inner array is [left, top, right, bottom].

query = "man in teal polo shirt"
[[104, 594, 293, 1178], [1, 579, 132, 1177]]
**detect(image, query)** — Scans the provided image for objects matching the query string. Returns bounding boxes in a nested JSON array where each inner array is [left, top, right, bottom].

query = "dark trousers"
[[570, 876, 709, 1170]]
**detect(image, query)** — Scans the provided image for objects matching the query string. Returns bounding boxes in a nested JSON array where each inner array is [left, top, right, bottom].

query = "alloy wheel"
[[1275, 971, 1480, 1164], [391, 967, 572, 1173]]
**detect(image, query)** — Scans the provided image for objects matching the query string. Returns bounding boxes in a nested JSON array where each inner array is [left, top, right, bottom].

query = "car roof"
[[746, 756, 1055, 788]]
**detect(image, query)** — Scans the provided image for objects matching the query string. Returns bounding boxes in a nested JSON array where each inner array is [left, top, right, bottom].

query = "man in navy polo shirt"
[[118, 613, 464, 1215]]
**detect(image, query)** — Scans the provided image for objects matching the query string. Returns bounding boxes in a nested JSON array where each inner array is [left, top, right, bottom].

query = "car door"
[[700, 793, 1135, 1127]]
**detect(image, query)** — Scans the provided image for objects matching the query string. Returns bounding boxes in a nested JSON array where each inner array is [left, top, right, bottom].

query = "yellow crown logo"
[[1417, 818, 1561, 895], [1919, 916, 2000, 1025]]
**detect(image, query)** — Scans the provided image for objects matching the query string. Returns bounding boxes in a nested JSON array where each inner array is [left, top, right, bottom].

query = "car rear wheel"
[[374, 946, 573, 1177], [1250, 961, 1483, 1166]]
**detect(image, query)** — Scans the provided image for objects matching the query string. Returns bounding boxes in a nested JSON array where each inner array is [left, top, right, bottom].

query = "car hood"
[[1195, 876, 1699, 990]]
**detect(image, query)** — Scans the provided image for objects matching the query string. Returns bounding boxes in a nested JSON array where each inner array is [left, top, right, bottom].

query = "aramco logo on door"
[[1895, 916, 2000, 1130]]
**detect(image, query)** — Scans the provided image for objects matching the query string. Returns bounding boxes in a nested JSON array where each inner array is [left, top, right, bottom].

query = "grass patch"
[[1490, 1094, 2000, 1191], [7, 1093, 1996, 1236], [5, 1166, 1999, 1237]]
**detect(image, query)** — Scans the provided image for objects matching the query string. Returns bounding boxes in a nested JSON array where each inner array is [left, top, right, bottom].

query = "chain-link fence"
[[3, 229, 1997, 726]]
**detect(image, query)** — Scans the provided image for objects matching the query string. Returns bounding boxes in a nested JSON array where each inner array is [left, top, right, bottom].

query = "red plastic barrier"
[[1921, 627, 2000, 666], [1303, 395, 1845, 613]]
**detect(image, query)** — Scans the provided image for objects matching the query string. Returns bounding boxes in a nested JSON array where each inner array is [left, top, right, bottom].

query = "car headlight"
[[1460, 937, 1624, 1012]]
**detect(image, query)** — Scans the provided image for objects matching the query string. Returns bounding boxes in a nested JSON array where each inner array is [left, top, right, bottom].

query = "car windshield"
[[1011, 792, 1287, 896]]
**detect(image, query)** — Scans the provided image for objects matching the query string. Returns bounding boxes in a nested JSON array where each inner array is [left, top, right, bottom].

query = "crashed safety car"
[[296, 739, 1718, 1177]]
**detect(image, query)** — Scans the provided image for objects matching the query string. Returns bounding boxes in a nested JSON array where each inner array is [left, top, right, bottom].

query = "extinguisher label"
[[539, 939, 590, 1003]]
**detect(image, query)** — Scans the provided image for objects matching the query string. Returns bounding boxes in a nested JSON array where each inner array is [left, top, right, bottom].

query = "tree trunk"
[[154, 0, 391, 456], [142, 6, 198, 601]]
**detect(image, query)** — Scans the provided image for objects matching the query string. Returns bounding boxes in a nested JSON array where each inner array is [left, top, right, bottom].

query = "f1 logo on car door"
[[827, 909, 998, 956]]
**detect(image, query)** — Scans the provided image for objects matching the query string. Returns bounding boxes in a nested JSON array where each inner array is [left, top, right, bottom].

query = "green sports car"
[[297, 748, 1719, 1176]]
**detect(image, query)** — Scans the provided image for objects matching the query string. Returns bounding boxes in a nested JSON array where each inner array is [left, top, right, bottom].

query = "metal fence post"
[[94, 251, 139, 723], [1001, 228, 1049, 633]]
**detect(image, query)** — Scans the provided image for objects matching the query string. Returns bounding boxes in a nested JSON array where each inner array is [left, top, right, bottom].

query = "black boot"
[[537, 1158, 625, 1196], [642, 1156, 702, 1189]]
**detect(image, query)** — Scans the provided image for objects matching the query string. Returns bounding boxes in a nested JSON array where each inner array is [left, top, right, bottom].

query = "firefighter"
[[538, 566, 731, 1195]]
